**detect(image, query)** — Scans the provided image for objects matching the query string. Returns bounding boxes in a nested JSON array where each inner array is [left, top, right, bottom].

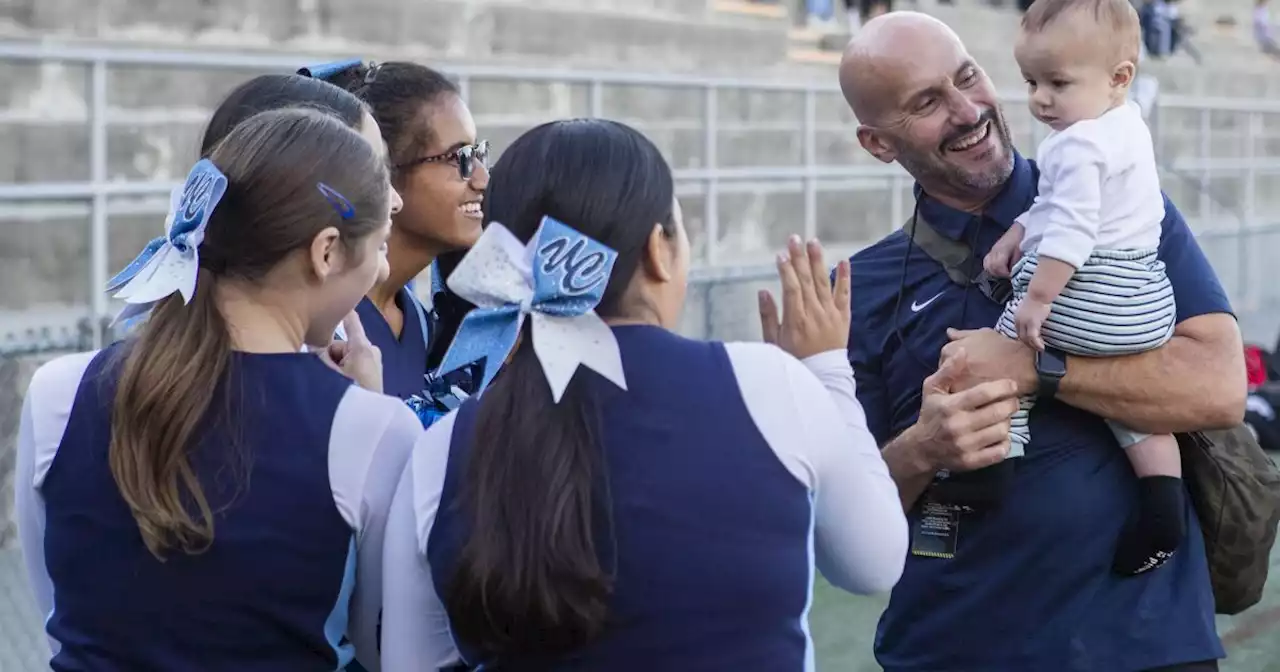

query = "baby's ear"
[[1112, 61, 1136, 89]]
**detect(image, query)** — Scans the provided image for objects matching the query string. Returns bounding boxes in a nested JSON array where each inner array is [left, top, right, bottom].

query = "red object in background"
[[1245, 344, 1268, 390]]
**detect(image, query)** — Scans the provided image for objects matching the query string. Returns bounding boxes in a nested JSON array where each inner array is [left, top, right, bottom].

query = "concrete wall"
[[0, 0, 1275, 323], [0, 0, 1276, 305]]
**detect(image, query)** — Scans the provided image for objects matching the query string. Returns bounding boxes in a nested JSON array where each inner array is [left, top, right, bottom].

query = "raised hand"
[[758, 235, 852, 360]]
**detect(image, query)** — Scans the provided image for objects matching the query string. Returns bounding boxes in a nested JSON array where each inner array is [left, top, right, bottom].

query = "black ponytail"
[[441, 119, 676, 663], [445, 329, 613, 659]]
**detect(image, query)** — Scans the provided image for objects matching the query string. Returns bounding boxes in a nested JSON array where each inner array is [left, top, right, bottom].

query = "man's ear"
[[857, 126, 898, 164]]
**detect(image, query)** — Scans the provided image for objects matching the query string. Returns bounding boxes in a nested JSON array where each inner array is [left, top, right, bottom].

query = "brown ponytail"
[[109, 268, 231, 559], [104, 107, 391, 560]]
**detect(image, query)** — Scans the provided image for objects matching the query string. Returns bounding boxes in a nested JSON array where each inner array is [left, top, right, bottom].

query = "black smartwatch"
[[1035, 346, 1067, 399]]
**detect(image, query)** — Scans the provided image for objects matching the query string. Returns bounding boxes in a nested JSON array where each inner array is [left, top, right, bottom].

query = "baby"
[[984, 0, 1183, 576]]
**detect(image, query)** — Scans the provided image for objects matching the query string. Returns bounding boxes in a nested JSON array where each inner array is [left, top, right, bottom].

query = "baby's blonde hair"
[[1022, 0, 1141, 64]]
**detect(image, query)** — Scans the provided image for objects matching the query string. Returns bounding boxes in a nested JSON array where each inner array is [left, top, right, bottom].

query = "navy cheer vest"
[[427, 326, 818, 670], [40, 345, 359, 671]]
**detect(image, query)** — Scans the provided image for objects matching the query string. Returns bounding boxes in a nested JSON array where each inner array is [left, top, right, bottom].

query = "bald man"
[[838, 11, 1242, 672]]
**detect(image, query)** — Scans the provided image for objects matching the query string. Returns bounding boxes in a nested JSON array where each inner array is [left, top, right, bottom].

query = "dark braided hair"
[[309, 60, 475, 369]]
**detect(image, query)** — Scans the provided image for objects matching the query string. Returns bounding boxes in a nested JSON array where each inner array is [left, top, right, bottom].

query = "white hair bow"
[[435, 216, 628, 402], [105, 159, 227, 326]]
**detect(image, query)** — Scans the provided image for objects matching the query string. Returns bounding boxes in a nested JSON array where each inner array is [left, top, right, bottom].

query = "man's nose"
[[945, 90, 983, 127]]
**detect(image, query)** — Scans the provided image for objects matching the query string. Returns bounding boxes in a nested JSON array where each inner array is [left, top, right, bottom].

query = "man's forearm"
[[881, 427, 932, 512], [1055, 313, 1246, 434]]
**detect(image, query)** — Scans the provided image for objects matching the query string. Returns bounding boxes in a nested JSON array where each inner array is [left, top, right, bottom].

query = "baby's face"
[[1014, 17, 1130, 132]]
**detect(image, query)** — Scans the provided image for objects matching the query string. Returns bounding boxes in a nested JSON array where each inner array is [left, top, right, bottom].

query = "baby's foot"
[[1112, 476, 1186, 576]]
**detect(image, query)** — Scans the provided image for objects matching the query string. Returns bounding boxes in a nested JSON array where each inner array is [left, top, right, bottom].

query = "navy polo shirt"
[[848, 152, 1229, 671]]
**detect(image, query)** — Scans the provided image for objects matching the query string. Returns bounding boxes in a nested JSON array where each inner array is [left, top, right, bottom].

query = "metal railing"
[[2, 41, 1280, 350]]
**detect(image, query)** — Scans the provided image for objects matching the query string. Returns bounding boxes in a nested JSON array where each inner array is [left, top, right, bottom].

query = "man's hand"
[[912, 350, 1021, 473], [941, 327, 1038, 395]]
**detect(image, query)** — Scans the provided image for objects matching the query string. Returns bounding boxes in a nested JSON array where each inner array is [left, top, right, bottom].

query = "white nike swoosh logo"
[[911, 291, 945, 312]]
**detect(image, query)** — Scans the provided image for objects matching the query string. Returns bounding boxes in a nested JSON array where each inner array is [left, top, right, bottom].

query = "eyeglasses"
[[397, 141, 489, 180]]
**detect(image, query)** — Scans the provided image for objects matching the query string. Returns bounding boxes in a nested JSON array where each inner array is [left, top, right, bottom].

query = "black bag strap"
[[901, 210, 1014, 305], [901, 212, 980, 286]]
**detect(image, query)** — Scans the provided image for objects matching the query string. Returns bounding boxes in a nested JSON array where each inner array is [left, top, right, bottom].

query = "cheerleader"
[[378, 119, 909, 671], [16, 109, 419, 671], [300, 59, 488, 426]]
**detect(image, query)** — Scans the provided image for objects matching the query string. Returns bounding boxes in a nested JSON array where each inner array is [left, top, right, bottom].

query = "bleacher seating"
[[0, 0, 1276, 329]]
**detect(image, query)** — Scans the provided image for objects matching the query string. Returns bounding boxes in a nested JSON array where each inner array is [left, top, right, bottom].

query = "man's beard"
[[893, 107, 1016, 199]]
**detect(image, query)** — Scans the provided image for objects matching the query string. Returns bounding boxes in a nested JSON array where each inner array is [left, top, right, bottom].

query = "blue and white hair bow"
[[435, 216, 628, 402], [105, 159, 227, 326]]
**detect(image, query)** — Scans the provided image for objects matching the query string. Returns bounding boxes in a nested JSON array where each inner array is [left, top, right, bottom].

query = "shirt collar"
[[911, 150, 1037, 240]]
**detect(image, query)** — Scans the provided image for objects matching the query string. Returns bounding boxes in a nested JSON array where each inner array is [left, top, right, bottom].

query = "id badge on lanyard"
[[910, 498, 962, 559]]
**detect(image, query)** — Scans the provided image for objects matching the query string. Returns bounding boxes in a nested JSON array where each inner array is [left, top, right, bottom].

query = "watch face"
[[1039, 349, 1067, 376]]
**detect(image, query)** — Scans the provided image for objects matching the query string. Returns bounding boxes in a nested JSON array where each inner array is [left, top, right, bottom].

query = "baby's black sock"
[[1112, 476, 1186, 576]]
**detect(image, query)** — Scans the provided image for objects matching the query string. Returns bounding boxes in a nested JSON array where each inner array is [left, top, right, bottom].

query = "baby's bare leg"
[[1125, 433, 1182, 478]]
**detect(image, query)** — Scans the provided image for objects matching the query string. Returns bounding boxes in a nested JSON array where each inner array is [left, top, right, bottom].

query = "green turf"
[[808, 542, 1280, 672], [809, 578, 886, 671]]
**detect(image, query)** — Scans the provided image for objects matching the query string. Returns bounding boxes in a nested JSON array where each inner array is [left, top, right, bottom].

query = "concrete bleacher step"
[[0, 0, 792, 74], [711, 0, 789, 21], [779, 0, 1280, 95], [786, 28, 843, 68], [0, 0, 1277, 314]]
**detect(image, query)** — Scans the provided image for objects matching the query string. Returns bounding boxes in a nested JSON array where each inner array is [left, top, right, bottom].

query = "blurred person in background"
[[1140, 0, 1201, 62], [803, 0, 839, 30], [378, 118, 909, 671], [1253, 0, 1280, 61], [848, 0, 896, 33]]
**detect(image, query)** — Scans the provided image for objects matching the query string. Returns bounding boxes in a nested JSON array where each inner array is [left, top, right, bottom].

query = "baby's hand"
[[984, 223, 1025, 278], [1014, 298, 1052, 352]]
